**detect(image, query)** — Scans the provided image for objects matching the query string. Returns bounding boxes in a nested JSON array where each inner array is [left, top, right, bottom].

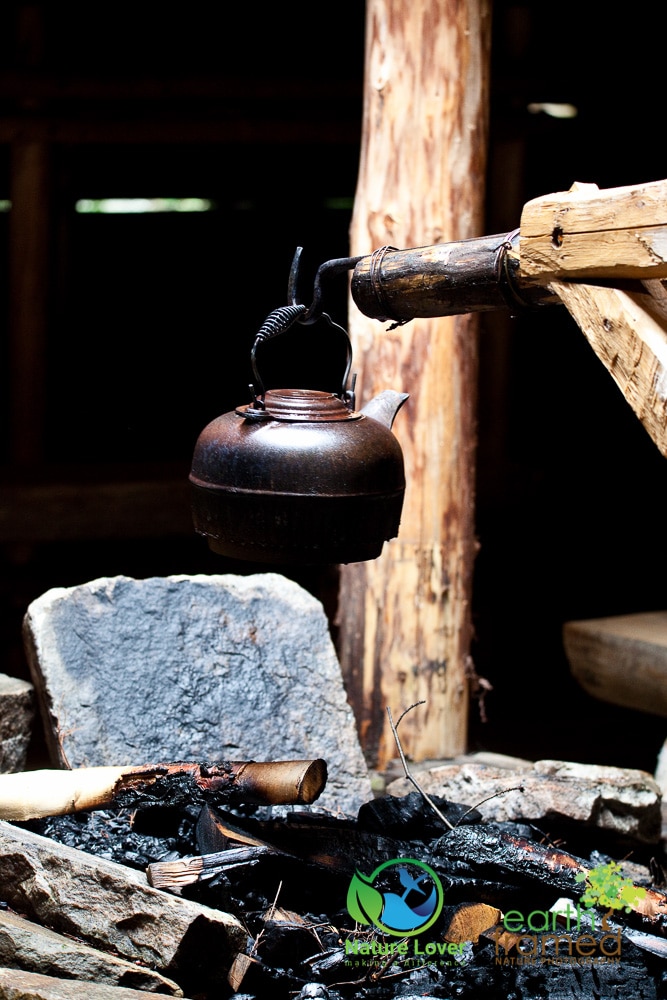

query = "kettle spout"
[[360, 389, 409, 429]]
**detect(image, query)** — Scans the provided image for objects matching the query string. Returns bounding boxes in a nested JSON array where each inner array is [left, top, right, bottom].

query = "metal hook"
[[288, 246, 364, 325]]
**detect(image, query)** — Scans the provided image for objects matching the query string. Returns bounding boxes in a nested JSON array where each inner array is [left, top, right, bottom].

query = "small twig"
[[250, 879, 283, 958], [388, 702, 529, 832], [368, 937, 412, 983], [267, 879, 283, 921], [454, 785, 525, 827], [387, 704, 455, 831], [394, 702, 425, 729]]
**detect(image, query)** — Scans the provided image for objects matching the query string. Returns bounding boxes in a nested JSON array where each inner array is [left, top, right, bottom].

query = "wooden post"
[[336, 0, 492, 769], [8, 139, 52, 467]]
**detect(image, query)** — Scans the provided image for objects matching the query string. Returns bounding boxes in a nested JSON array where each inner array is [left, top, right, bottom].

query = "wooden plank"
[[563, 611, 667, 717], [336, 0, 491, 767], [551, 280, 667, 458]]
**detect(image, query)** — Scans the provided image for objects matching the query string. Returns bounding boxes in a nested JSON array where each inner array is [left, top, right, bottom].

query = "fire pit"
[[3, 763, 667, 1000], [5, 571, 667, 997]]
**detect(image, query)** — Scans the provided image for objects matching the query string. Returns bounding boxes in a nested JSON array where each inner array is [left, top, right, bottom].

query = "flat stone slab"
[[0, 673, 34, 773], [386, 757, 663, 843], [0, 909, 183, 995], [0, 819, 244, 994], [0, 967, 195, 1000], [22, 573, 372, 815]]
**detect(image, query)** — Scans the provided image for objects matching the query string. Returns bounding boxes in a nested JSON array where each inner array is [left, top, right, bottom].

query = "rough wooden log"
[[563, 611, 667, 717], [0, 820, 245, 994], [519, 179, 667, 281], [350, 231, 556, 322], [0, 909, 183, 995], [0, 758, 327, 821], [551, 279, 667, 458], [349, 179, 667, 324], [337, 0, 491, 768], [148, 809, 415, 890]]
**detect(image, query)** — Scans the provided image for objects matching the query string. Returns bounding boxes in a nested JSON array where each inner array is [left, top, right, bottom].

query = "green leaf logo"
[[576, 861, 647, 913], [347, 870, 385, 926], [345, 859, 444, 936]]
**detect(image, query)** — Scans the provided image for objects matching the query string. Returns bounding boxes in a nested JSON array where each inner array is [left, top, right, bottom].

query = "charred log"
[[0, 758, 328, 821]]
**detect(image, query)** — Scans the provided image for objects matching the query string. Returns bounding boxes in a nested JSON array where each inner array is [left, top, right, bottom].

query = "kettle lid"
[[237, 388, 362, 423]]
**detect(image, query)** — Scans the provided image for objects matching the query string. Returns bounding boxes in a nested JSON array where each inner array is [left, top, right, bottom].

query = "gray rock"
[[0, 909, 183, 995], [386, 757, 663, 843], [0, 966, 196, 999], [23, 573, 372, 815], [0, 674, 34, 773], [0, 820, 245, 993]]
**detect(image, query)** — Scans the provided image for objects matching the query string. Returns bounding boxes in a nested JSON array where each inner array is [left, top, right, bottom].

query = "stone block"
[[23, 573, 372, 815]]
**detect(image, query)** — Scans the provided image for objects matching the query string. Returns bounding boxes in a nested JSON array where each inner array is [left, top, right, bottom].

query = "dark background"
[[1, 2, 666, 772]]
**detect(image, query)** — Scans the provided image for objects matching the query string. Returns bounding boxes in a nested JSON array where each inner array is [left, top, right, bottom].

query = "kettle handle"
[[249, 305, 354, 408]]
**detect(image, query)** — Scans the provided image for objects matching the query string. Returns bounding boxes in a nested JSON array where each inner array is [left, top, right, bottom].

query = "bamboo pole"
[[337, 0, 492, 768]]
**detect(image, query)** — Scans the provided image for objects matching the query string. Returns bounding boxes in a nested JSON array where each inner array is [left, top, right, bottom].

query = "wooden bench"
[[563, 611, 667, 718]]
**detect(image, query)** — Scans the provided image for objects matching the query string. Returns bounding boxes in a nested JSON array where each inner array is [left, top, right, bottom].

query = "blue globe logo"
[[347, 857, 444, 936]]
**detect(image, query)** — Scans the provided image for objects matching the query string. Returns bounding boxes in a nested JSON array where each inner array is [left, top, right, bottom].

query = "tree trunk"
[[337, 0, 492, 769]]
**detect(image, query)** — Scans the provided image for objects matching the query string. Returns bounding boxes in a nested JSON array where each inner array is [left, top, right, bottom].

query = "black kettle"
[[189, 305, 408, 565]]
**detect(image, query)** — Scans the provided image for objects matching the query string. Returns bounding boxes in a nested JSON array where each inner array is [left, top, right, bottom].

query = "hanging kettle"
[[189, 304, 408, 565]]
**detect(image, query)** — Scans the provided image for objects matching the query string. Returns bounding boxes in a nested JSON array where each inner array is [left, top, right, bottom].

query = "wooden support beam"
[[519, 179, 667, 282], [348, 178, 667, 463], [336, 0, 491, 768], [8, 140, 52, 466], [551, 279, 667, 458]]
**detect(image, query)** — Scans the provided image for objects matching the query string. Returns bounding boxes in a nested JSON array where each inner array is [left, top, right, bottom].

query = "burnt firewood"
[[147, 806, 419, 892], [254, 905, 327, 968], [22, 806, 197, 870], [357, 790, 481, 837], [195, 802, 288, 857], [227, 951, 262, 993], [0, 758, 328, 821], [431, 825, 667, 937], [147, 844, 273, 890], [442, 902, 503, 944]]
